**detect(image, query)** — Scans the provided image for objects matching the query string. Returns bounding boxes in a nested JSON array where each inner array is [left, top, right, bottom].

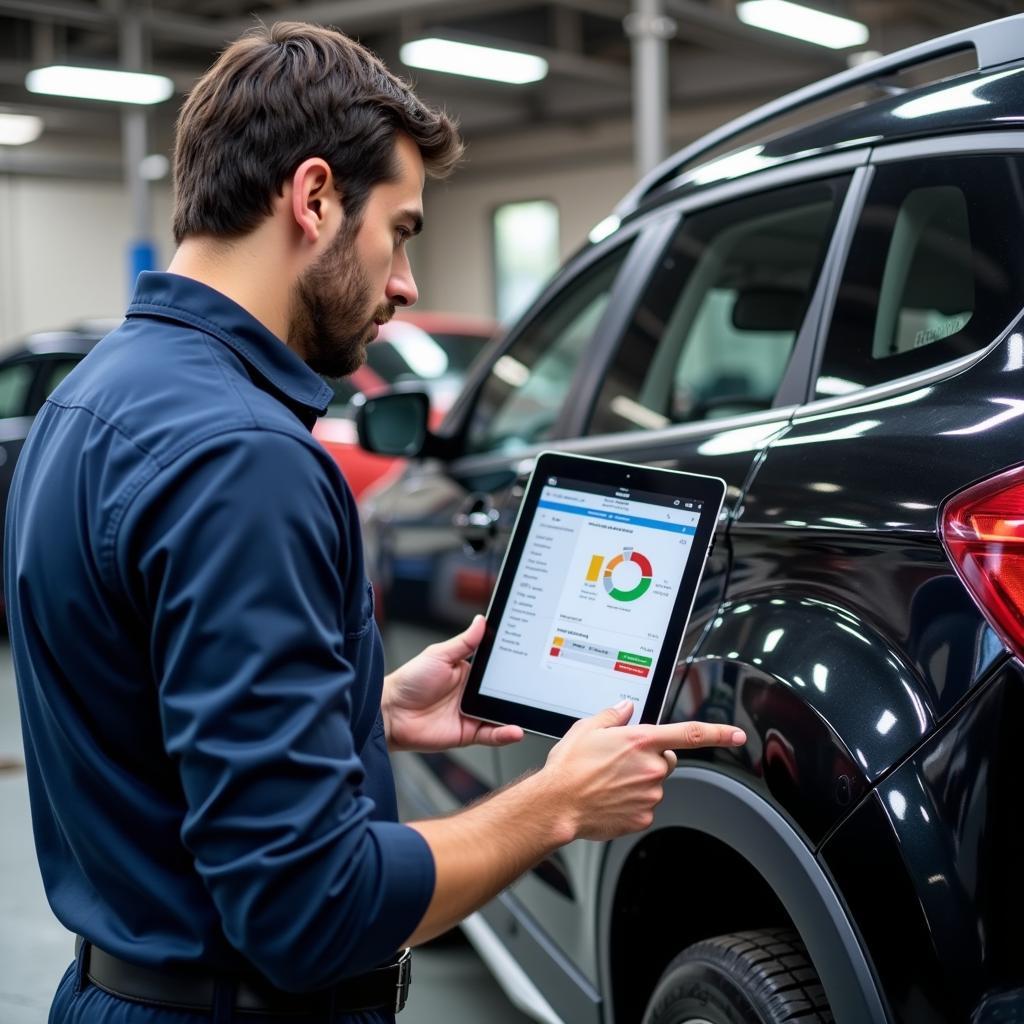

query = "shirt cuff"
[[364, 820, 435, 962]]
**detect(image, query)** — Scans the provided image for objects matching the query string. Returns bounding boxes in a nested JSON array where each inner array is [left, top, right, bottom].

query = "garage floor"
[[0, 643, 533, 1023]]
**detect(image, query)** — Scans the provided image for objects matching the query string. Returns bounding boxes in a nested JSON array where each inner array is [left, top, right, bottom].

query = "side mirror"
[[355, 390, 430, 457]]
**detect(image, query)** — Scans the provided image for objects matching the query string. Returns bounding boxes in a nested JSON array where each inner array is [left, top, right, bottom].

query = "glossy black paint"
[[821, 662, 1024, 1022]]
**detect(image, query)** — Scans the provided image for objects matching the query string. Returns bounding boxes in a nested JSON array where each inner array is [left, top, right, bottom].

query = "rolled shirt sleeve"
[[115, 427, 434, 991]]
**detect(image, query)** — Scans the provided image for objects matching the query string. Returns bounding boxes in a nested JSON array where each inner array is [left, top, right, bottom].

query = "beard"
[[288, 223, 394, 378]]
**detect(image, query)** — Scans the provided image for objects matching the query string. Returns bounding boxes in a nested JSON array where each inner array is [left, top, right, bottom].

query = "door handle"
[[455, 495, 500, 553]]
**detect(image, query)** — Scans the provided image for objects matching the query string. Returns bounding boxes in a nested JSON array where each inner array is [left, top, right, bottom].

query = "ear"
[[289, 157, 339, 244]]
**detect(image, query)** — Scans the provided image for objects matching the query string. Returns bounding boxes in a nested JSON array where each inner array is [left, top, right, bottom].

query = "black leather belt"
[[76, 937, 412, 1016]]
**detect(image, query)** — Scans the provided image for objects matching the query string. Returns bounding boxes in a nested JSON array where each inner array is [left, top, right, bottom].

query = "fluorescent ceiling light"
[[25, 65, 174, 105], [737, 1, 869, 50], [400, 38, 548, 84], [0, 113, 43, 145]]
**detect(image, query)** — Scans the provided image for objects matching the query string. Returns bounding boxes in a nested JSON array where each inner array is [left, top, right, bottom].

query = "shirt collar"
[[126, 271, 334, 420]]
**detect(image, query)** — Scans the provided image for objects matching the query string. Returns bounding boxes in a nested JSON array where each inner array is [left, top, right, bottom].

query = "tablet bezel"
[[460, 451, 726, 738]]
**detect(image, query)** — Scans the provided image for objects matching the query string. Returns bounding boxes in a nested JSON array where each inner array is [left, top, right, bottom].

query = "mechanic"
[[6, 21, 747, 1024]]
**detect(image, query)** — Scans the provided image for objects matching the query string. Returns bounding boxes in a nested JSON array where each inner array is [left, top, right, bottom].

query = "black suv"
[[358, 15, 1024, 1024]]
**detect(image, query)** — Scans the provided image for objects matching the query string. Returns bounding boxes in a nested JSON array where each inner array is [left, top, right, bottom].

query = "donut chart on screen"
[[602, 548, 653, 602]]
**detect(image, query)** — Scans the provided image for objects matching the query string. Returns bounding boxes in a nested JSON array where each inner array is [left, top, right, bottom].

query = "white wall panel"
[[417, 159, 634, 320], [0, 178, 174, 349], [0, 177, 16, 343]]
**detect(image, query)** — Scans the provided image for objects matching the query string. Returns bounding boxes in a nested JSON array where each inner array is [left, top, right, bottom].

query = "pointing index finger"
[[640, 720, 746, 750]]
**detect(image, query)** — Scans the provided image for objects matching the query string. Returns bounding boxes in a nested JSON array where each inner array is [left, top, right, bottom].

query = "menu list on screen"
[[479, 476, 702, 725]]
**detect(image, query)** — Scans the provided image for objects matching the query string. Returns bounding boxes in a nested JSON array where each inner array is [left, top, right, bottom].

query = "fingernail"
[[615, 699, 633, 712], [731, 729, 746, 745]]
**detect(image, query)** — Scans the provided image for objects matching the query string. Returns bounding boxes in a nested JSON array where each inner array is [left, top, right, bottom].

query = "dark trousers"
[[49, 947, 396, 1024]]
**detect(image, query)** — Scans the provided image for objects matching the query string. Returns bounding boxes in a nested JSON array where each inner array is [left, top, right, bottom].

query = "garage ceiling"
[[0, 0, 1019, 177]]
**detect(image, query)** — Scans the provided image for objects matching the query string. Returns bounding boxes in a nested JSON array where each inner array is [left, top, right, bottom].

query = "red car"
[[312, 311, 496, 498]]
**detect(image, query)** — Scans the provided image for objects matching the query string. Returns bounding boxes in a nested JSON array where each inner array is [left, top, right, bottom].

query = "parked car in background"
[[0, 321, 117, 617], [357, 16, 1024, 1024], [312, 310, 496, 497]]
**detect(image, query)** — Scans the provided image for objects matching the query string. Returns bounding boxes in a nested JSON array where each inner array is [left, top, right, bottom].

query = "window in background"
[[493, 200, 560, 324]]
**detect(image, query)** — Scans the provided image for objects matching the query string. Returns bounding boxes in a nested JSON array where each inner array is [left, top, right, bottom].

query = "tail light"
[[941, 464, 1024, 663]]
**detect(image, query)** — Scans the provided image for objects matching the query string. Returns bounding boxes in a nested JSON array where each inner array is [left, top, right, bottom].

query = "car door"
[[489, 170, 858, 979], [369, 226, 652, 791]]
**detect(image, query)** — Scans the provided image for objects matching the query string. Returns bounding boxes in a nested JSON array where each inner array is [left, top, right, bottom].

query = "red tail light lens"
[[941, 465, 1024, 662]]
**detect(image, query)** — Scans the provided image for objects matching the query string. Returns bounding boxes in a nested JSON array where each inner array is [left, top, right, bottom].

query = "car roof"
[[10, 320, 119, 358], [611, 13, 1024, 225], [637, 61, 1024, 214]]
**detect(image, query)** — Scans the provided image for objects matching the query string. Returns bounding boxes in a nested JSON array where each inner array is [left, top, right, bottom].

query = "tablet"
[[461, 451, 726, 738]]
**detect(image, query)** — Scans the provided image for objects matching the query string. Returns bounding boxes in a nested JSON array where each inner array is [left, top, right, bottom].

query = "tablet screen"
[[478, 473, 704, 725]]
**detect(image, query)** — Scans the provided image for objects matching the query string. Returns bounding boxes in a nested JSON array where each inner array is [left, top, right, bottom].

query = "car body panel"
[[821, 659, 1024, 1023]]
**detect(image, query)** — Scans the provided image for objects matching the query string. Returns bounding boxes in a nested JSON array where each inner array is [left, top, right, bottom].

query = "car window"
[[815, 155, 1024, 398], [0, 361, 36, 418], [588, 178, 848, 435], [39, 358, 82, 400], [467, 243, 632, 455], [427, 334, 489, 375]]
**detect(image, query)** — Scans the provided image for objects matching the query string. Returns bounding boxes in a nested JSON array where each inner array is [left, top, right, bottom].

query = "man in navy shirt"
[[7, 22, 746, 1023]]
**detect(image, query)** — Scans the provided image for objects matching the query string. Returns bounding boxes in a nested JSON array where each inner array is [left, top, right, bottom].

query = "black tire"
[[642, 928, 834, 1024]]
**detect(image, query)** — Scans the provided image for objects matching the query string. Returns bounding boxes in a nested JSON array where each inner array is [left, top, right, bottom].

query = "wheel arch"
[[596, 767, 891, 1024]]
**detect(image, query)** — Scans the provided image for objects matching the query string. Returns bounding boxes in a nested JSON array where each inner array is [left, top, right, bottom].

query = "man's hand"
[[538, 699, 747, 842], [382, 615, 524, 752], [403, 698, 746, 946]]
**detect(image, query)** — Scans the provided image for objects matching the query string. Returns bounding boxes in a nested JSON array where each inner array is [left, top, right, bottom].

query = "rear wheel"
[[642, 928, 834, 1024]]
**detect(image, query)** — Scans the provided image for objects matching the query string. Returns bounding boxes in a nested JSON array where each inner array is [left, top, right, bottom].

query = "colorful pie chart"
[[603, 548, 653, 602]]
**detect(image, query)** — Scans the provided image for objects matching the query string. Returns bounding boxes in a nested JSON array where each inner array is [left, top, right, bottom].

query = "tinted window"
[[467, 244, 632, 455], [589, 178, 847, 435], [428, 334, 489, 374], [34, 357, 83, 411], [0, 361, 36, 418], [816, 156, 1024, 398]]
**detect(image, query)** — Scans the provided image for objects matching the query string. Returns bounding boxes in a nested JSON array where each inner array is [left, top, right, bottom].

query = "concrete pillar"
[[625, 0, 677, 179], [120, 7, 155, 294]]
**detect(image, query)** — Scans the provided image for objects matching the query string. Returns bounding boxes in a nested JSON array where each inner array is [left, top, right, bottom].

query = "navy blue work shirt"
[[6, 271, 435, 1018]]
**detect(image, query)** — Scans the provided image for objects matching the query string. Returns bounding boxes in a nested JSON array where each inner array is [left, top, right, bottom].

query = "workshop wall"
[[0, 176, 174, 344], [417, 158, 634, 322]]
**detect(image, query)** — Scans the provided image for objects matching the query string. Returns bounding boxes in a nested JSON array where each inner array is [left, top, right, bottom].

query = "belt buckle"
[[394, 948, 412, 1013]]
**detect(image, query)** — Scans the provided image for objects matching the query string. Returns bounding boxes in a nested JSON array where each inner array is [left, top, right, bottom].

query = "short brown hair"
[[172, 22, 463, 244]]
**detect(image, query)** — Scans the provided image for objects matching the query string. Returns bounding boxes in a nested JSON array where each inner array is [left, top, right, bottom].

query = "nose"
[[387, 249, 418, 308]]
